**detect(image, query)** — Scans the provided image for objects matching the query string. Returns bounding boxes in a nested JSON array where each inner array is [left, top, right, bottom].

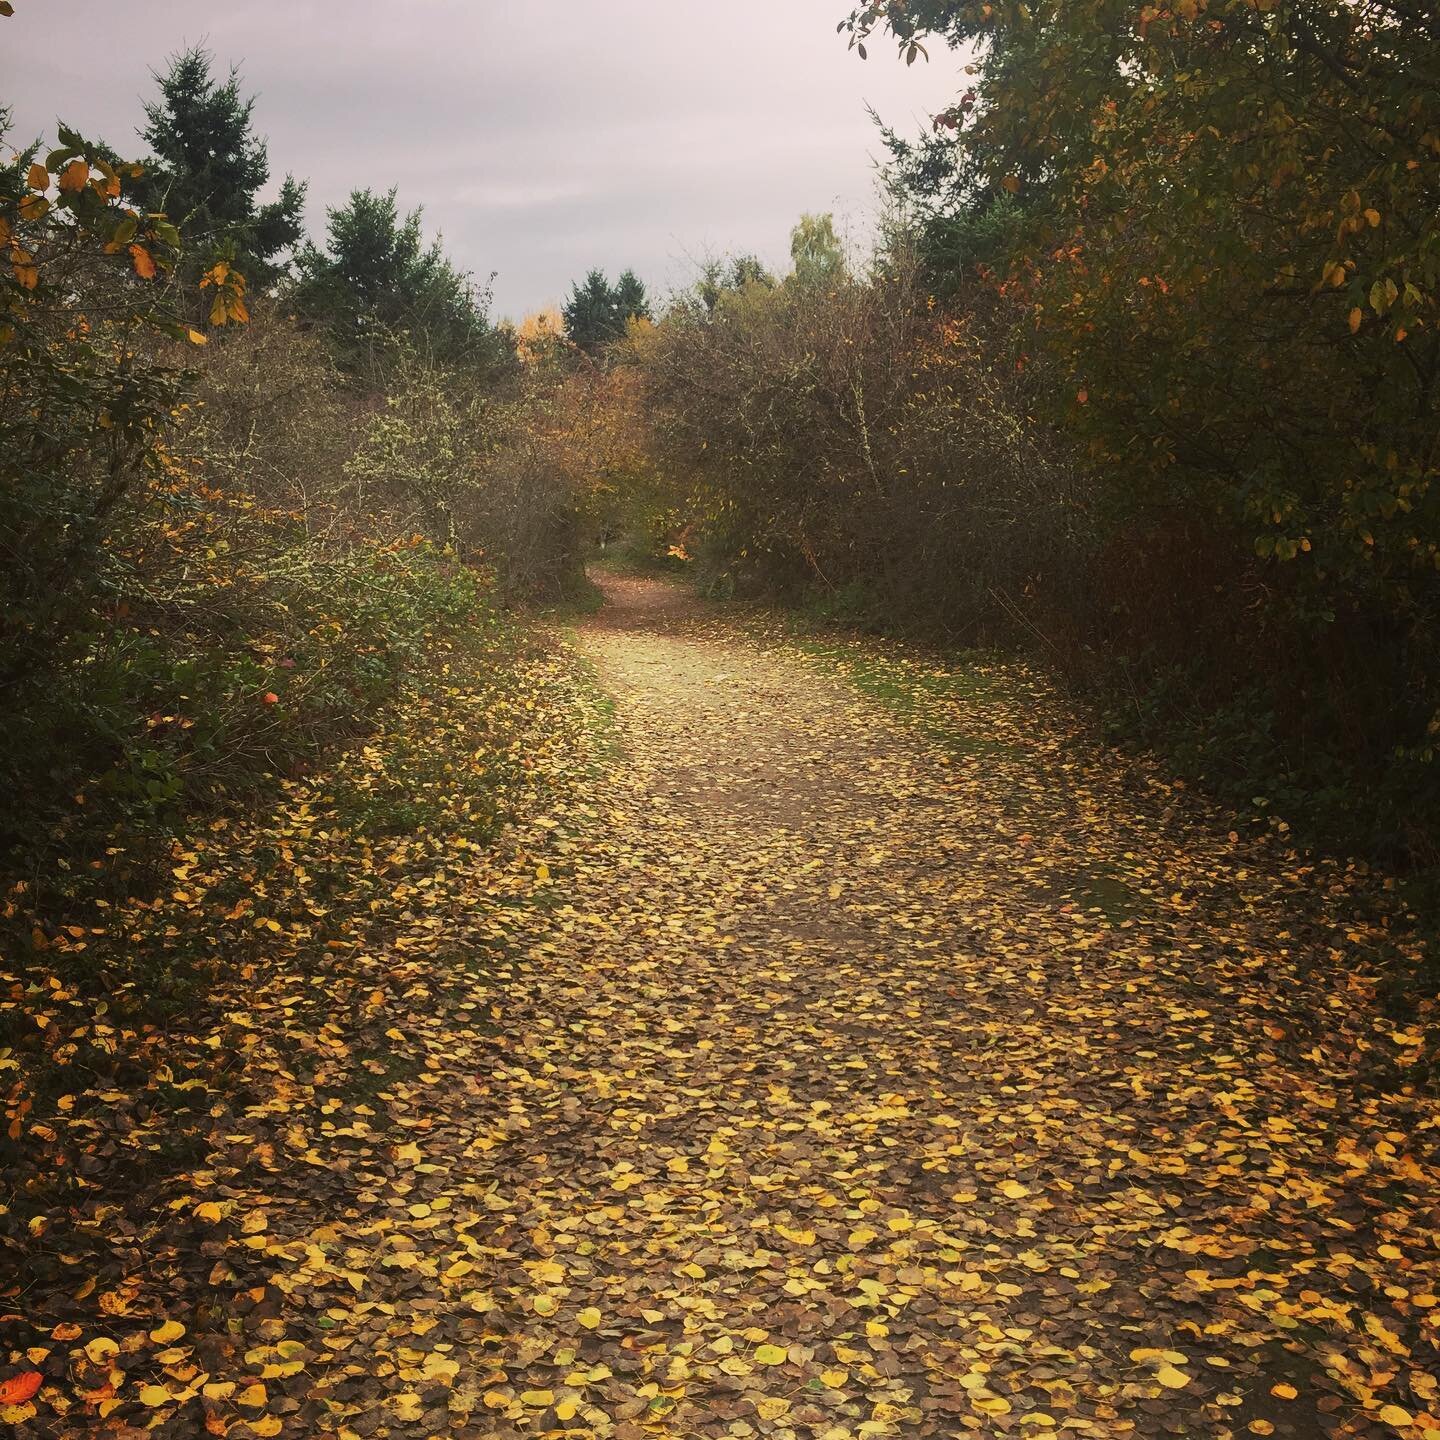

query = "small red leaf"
[[0, 1371, 44, 1405]]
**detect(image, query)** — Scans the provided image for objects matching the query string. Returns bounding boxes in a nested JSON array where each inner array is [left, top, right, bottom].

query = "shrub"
[[634, 251, 1082, 633]]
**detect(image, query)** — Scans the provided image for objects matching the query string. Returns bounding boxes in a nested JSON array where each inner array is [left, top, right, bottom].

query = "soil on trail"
[[20, 574, 1437, 1439]]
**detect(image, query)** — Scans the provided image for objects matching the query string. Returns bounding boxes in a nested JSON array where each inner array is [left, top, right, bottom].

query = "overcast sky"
[[1, 1, 960, 319]]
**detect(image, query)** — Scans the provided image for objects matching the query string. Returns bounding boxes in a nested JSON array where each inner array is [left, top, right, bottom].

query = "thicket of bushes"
[[636, 253, 1081, 626], [634, 0, 1440, 883], [0, 90, 612, 939], [637, 246, 1440, 869]]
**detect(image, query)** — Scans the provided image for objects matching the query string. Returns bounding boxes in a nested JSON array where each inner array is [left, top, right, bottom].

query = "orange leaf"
[[129, 244, 157, 280], [58, 159, 89, 194], [0, 1371, 43, 1405], [26, 163, 48, 191]]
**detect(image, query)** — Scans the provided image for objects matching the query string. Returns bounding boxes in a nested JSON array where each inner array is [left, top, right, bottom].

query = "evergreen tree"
[[562, 268, 650, 353], [562, 269, 621, 353], [613, 269, 651, 325], [293, 187, 509, 374], [140, 47, 306, 290]]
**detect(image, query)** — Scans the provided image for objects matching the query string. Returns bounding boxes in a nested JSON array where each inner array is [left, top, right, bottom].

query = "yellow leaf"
[[555, 1397, 578, 1420], [195, 1201, 223, 1223], [1271, 1383, 1297, 1400], [820, 1369, 848, 1388], [390, 1394, 424, 1421], [251, 1420, 283, 1438], [1155, 1365, 1191, 1390], [137, 1385, 172, 1407], [973, 1395, 1012, 1415], [236, 1382, 266, 1407], [576, 1307, 602, 1329], [755, 1397, 791, 1420], [754, 1344, 787, 1365], [1131, 1348, 1188, 1366], [520, 1389, 554, 1407], [1378, 1406, 1413, 1429], [148, 1320, 185, 1344], [85, 1337, 119, 1365], [998, 1179, 1030, 1199]]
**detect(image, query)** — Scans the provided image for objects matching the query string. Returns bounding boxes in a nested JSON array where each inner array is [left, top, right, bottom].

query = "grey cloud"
[[1, 0, 959, 318]]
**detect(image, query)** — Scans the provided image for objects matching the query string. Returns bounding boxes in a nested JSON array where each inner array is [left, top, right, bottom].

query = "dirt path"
[[375, 572, 1430, 1439], [28, 574, 1434, 1439]]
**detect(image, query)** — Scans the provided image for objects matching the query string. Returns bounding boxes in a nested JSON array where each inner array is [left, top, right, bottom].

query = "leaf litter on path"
[[4, 573, 1437, 1439]]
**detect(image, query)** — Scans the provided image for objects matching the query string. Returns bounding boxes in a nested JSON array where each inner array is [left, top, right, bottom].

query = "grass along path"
[[7, 572, 1438, 1439]]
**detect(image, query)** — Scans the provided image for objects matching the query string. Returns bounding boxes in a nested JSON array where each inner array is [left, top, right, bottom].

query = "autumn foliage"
[[0, 65, 597, 1322], [3, 4, 1440, 1437]]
